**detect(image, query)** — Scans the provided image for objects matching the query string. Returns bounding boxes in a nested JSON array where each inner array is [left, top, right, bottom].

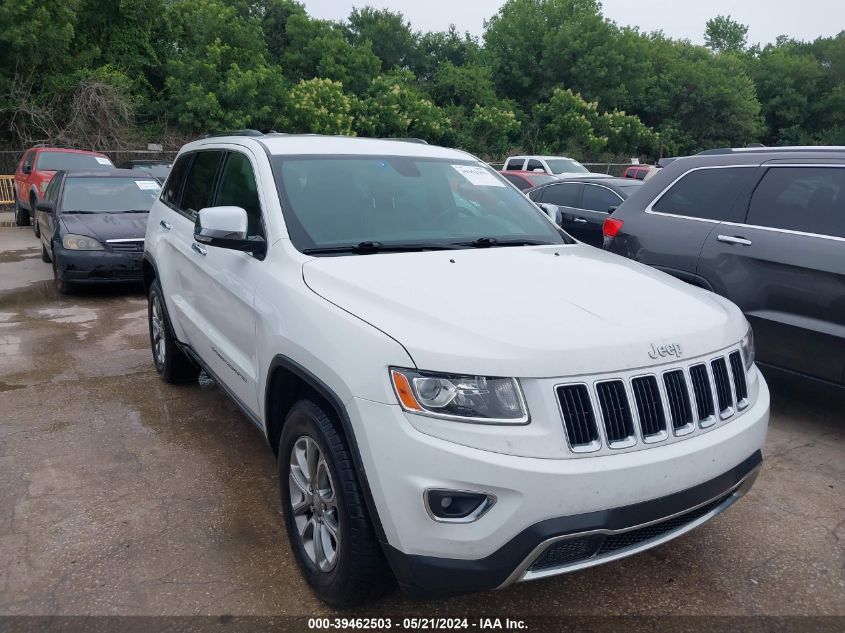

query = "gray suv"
[[605, 147, 845, 386]]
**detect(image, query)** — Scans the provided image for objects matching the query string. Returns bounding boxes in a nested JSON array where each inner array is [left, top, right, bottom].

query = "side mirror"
[[194, 206, 265, 256], [23, 165, 32, 175], [36, 201, 55, 214], [532, 168, 545, 173], [538, 202, 563, 226], [608, 205, 619, 214]]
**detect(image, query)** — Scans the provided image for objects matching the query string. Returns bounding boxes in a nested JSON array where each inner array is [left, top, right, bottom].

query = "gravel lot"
[[0, 226, 843, 619]]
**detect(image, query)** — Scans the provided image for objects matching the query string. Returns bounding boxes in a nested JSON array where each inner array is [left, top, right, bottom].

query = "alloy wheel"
[[289, 435, 340, 572], [150, 295, 166, 367]]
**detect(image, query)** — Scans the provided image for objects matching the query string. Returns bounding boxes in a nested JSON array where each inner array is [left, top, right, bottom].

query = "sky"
[[302, 0, 845, 46]]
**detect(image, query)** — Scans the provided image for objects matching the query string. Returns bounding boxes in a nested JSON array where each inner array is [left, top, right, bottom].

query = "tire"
[[147, 279, 200, 384], [41, 242, 50, 263], [15, 200, 30, 227], [52, 248, 75, 295], [279, 399, 394, 608], [33, 217, 40, 238]]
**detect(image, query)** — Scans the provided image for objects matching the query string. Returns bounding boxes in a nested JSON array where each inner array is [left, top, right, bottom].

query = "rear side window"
[[180, 151, 224, 215], [21, 150, 34, 172], [504, 159, 524, 171], [652, 167, 753, 221], [44, 175, 62, 203], [502, 174, 529, 190], [161, 154, 192, 209], [747, 167, 845, 238], [539, 183, 581, 207], [581, 184, 622, 213], [215, 152, 264, 237]]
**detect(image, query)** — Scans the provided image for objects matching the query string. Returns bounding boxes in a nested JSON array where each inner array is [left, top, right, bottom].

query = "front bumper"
[[349, 370, 769, 597], [55, 247, 143, 283]]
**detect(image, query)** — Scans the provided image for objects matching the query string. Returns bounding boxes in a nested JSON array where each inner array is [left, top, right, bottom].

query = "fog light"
[[425, 489, 496, 523]]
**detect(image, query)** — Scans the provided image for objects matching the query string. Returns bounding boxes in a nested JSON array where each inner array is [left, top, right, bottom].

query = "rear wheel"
[[41, 242, 50, 263], [14, 199, 30, 227], [280, 400, 394, 607], [148, 279, 200, 383]]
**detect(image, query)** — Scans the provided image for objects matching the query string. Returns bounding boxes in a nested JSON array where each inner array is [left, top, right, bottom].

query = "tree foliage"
[[705, 15, 749, 53]]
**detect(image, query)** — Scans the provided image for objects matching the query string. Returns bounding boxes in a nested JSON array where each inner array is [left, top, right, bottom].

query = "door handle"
[[717, 234, 752, 246], [191, 242, 207, 256], [573, 217, 588, 223], [159, 220, 172, 231]]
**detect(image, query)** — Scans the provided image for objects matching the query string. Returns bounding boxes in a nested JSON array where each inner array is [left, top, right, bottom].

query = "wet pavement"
[[0, 226, 843, 617]]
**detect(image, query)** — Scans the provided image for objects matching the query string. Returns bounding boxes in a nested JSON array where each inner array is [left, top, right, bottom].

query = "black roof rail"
[[201, 129, 265, 139]]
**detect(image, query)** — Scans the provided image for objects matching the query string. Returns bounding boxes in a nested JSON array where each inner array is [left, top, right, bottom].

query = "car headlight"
[[62, 234, 104, 251], [741, 324, 755, 371], [390, 368, 528, 424]]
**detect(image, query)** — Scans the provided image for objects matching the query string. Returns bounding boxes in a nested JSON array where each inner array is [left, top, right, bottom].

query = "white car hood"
[[302, 245, 745, 377]]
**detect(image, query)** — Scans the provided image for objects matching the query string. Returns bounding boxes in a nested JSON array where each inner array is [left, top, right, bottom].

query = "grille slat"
[[596, 381, 634, 444], [729, 351, 748, 407], [557, 385, 599, 448], [663, 370, 693, 430], [631, 376, 666, 438], [689, 364, 715, 423], [108, 240, 144, 253], [711, 358, 734, 416]]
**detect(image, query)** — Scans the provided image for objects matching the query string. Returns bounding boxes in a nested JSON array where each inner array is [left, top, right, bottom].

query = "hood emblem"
[[648, 342, 682, 360]]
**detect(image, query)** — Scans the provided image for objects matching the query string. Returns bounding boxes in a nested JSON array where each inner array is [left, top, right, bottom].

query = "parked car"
[[604, 146, 845, 386], [119, 159, 172, 183], [622, 165, 655, 180], [503, 155, 610, 179], [14, 147, 113, 230], [143, 133, 768, 607], [499, 170, 559, 190], [36, 169, 161, 293], [526, 177, 643, 246]]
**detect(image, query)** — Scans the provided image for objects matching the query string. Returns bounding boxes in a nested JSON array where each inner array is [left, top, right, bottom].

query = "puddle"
[[0, 381, 26, 393], [0, 248, 40, 264], [34, 306, 99, 325]]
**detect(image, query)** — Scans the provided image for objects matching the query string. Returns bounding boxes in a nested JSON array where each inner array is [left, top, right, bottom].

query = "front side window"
[[545, 159, 589, 175], [747, 167, 845, 238], [215, 152, 264, 237], [36, 152, 112, 171], [526, 159, 545, 172], [44, 175, 62, 203], [61, 177, 161, 213], [21, 150, 34, 171], [272, 156, 566, 252], [652, 167, 753, 221], [581, 185, 623, 213], [181, 151, 224, 215], [539, 183, 582, 207]]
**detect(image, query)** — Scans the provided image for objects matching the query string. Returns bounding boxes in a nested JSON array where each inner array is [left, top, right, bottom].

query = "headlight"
[[62, 234, 104, 251], [390, 368, 528, 424], [741, 324, 755, 370]]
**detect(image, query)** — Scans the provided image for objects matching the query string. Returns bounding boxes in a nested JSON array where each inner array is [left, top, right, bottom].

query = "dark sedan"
[[35, 169, 161, 293], [525, 177, 643, 246]]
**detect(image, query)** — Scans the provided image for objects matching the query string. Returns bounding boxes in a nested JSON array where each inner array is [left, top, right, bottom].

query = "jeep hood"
[[302, 245, 746, 377]]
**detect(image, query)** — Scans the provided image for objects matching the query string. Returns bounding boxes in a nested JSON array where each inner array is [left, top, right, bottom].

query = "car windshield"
[[272, 156, 566, 252], [545, 159, 589, 174], [131, 163, 171, 179], [37, 152, 112, 171], [61, 177, 161, 213]]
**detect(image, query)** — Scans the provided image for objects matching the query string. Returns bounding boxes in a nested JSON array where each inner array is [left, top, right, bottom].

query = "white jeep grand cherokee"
[[143, 133, 769, 607]]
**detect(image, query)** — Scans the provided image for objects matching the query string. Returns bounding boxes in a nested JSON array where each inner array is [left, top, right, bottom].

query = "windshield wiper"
[[120, 209, 150, 213], [303, 241, 464, 255], [457, 237, 555, 248]]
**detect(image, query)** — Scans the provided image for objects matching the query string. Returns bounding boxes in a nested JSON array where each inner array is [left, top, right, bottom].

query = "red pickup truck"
[[14, 147, 113, 230]]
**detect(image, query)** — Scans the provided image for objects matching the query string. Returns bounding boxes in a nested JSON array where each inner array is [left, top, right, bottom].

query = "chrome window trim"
[[644, 164, 758, 221]]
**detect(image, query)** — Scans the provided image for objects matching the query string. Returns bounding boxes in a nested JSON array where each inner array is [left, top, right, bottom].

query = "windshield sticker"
[[135, 180, 160, 191], [451, 164, 506, 187], [95, 157, 112, 165]]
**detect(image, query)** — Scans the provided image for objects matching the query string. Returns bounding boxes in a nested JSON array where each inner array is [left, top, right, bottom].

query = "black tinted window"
[[748, 167, 845, 238], [502, 174, 530, 190], [526, 159, 544, 172], [45, 175, 62, 203], [215, 152, 263, 237], [181, 151, 223, 214], [504, 159, 523, 171], [541, 183, 581, 207], [162, 154, 192, 208], [653, 167, 752, 221], [581, 184, 623, 213]]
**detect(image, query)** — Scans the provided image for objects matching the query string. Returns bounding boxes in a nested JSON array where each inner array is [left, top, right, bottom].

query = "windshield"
[[272, 155, 566, 252], [545, 159, 589, 175], [37, 152, 112, 171], [61, 177, 161, 213]]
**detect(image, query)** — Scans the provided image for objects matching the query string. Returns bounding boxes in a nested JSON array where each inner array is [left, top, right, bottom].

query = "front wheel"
[[14, 201, 30, 227], [147, 279, 200, 383], [280, 400, 393, 607], [52, 249, 74, 295]]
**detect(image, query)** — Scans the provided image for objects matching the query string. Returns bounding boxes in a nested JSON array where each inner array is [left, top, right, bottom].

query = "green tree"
[[704, 15, 749, 53], [280, 78, 356, 135], [355, 71, 449, 141], [412, 27, 481, 81], [347, 7, 416, 71]]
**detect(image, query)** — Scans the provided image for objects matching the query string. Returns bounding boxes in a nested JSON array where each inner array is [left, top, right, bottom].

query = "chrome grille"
[[554, 348, 748, 453], [631, 375, 666, 439], [595, 380, 635, 445], [556, 385, 599, 450]]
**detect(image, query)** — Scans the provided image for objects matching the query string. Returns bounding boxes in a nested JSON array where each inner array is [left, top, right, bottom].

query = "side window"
[[747, 167, 845, 238], [180, 151, 224, 215], [44, 175, 61, 203], [542, 183, 582, 207], [526, 159, 544, 172], [652, 167, 753, 221], [502, 174, 529, 190], [21, 150, 34, 172], [504, 159, 524, 171], [215, 152, 264, 238], [581, 185, 622, 213], [161, 154, 193, 209]]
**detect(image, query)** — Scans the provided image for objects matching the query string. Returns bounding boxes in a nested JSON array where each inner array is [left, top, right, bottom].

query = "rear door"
[[574, 183, 624, 246], [698, 165, 845, 383], [531, 182, 586, 239]]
